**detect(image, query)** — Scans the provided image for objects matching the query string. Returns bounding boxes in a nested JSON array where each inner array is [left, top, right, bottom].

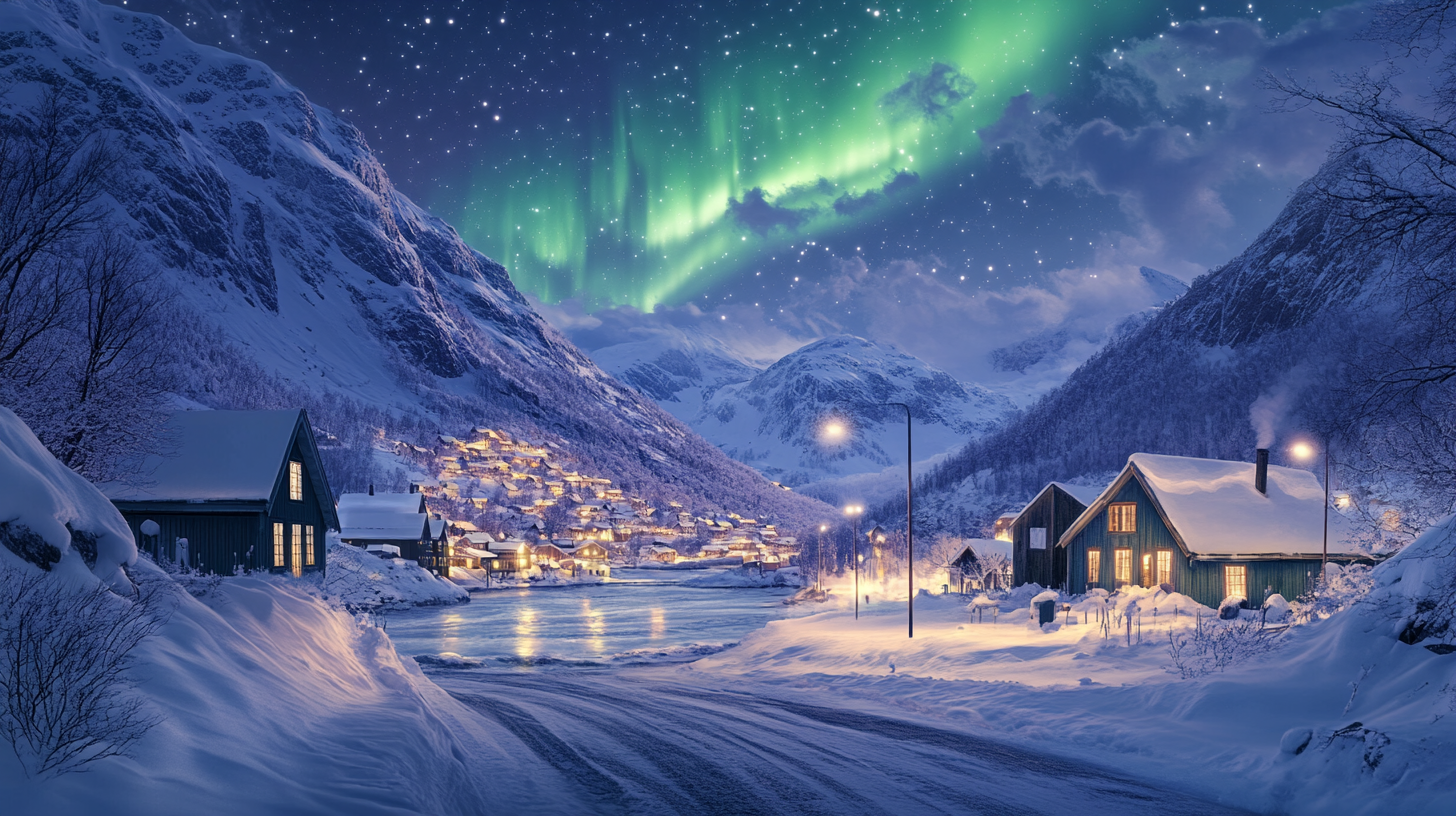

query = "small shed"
[[104, 409, 338, 577], [1011, 482, 1102, 590], [1058, 453, 1376, 609], [337, 489, 436, 566]]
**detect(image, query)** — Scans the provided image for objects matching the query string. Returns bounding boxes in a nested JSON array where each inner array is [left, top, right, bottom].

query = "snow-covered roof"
[[963, 537, 1012, 561], [462, 532, 495, 545], [338, 492, 426, 515], [428, 518, 447, 538], [102, 410, 310, 503], [461, 547, 496, 559], [338, 507, 427, 541], [1013, 481, 1104, 520], [1062, 453, 1361, 557]]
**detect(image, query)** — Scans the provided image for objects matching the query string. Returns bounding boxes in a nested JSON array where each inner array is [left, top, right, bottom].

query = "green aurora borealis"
[[459, 2, 1155, 310]]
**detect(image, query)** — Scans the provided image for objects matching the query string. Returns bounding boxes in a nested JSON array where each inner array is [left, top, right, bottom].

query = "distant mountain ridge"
[[893, 155, 1398, 534], [0, 0, 828, 525]]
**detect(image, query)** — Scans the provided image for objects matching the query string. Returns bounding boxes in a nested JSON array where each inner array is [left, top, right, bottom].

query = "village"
[[101, 409, 802, 589]]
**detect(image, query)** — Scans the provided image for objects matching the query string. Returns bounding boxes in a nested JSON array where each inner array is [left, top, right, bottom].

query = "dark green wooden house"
[[104, 409, 339, 576], [1011, 482, 1102, 589], [1057, 453, 1374, 608]]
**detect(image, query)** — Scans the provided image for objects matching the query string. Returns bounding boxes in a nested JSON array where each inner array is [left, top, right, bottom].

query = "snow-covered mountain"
[[0, 0, 828, 525], [589, 328, 763, 425], [680, 335, 1013, 488], [988, 267, 1188, 374], [898, 153, 1413, 535]]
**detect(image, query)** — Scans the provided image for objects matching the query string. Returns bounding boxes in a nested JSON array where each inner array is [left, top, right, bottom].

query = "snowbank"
[[447, 566, 607, 590], [632, 556, 743, 570], [0, 406, 135, 590], [687, 575, 1456, 815], [681, 565, 804, 588], [321, 537, 467, 610]]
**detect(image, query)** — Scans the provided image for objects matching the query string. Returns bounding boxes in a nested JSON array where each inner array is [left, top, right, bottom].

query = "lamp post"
[[844, 505, 863, 619], [817, 524, 827, 593], [1290, 440, 1329, 581], [821, 403, 914, 637]]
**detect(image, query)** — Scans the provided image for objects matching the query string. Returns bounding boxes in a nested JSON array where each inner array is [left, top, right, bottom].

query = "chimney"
[[1255, 449, 1269, 495], [368, 484, 374, 496]]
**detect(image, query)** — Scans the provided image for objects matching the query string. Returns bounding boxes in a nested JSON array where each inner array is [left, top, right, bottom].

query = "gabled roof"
[[1011, 481, 1104, 525], [338, 491, 426, 514], [338, 508, 428, 542], [1058, 453, 1363, 558], [103, 410, 338, 528]]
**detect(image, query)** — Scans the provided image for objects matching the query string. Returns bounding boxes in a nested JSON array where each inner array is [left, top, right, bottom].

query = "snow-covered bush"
[[1359, 514, 1456, 647], [1290, 562, 1376, 624], [1166, 617, 1283, 679], [0, 562, 166, 777]]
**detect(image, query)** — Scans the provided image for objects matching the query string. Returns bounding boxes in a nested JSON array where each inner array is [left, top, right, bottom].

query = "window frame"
[[1029, 527, 1048, 550], [288, 460, 304, 502], [1224, 564, 1248, 601], [291, 524, 303, 577], [305, 526, 315, 566], [1114, 548, 1132, 585], [273, 523, 284, 567], [1087, 549, 1101, 586], [1107, 502, 1137, 533], [1156, 549, 1172, 587]]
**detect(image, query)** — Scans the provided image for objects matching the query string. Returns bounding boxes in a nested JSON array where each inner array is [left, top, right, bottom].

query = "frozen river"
[[385, 568, 801, 667]]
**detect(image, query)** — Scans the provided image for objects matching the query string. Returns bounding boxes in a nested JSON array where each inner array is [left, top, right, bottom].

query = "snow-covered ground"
[[321, 536, 468, 610], [448, 566, 608, 591], [680, 565, 805, 588]]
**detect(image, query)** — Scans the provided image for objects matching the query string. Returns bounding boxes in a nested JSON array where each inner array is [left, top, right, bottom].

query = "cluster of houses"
[[100, 409, 797, 581], [1003, 450, 1380, 610]]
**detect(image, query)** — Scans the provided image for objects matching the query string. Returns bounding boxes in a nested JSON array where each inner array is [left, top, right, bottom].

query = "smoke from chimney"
[[1255, 449, 1269, 495]]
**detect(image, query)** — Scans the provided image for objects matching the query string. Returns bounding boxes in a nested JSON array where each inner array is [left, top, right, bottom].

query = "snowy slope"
[[0, 0, 828, 526], [589, 326, 764, 425], [689, 335, 1013, 487], [900, 153, 1410, 535]]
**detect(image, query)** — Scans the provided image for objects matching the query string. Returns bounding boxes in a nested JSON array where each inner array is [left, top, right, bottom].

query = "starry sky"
[[112, 0, 1372, 368]]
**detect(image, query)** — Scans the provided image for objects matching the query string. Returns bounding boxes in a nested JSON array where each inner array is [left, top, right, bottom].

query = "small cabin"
[[104, 409, 338, 577], [1058, 452, 1375, 609], [1011, 482, 1102, 589], [337, 488, 441, 568]]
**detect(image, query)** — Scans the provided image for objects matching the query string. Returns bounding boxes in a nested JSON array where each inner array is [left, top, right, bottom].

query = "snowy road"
[[437, 670, 1253, 816]]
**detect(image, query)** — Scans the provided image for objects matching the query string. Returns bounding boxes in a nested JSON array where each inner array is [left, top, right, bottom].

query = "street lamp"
[[844, 505, 863, 619], [817, 523, 828, 593], [821, 403, 915, 637], [1290, 439, 1329, 580]]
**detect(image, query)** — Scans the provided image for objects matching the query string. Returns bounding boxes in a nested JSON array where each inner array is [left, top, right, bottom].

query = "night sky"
[[110, 1, 1363, 335]]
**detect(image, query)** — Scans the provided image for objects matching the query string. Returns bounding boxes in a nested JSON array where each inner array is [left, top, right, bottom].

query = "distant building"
[[105, 409, 338, 577], [1011, 482, 1102, 590], [337, 487, 446, 573]]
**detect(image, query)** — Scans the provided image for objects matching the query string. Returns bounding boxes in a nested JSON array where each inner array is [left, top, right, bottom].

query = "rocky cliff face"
[[0, 0, 828, 525]]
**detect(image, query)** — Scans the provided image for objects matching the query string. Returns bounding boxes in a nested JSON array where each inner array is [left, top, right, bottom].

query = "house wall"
[[1011, 487, 1083, 589], [120, 510, 266, 575], [1063, 478, 1322, 608], [266, 435, 332, 575]]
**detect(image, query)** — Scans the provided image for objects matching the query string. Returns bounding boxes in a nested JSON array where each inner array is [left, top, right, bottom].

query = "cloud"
[[880, 62, 976, 120], [977, 8, 1383, 271], [727, 188, 815, 234], [833, 171, 920, 216]]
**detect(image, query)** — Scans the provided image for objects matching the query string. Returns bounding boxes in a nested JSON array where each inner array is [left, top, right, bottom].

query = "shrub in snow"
[[0, 563, 167, 777], [1290, 562, 1375, 624], [1166, 616, 1283, 679], [1218, 595, 1245, 620], [1263, 593, 1291, 623]]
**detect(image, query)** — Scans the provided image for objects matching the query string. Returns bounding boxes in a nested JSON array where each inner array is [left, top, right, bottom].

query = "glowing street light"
[[1290, 439, 1329, 578], [844, 505, 863, 619], [820, 419, 848, 443]]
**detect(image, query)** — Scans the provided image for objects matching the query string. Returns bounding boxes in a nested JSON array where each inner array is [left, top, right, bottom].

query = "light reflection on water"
[[386, 569, 800, 668]]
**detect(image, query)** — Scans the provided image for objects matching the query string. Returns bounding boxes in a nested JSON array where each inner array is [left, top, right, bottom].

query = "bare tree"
[[0, 89, 118, 380], [0, 563, 166, 778]]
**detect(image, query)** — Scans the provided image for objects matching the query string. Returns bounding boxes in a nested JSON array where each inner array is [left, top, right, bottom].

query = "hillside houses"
[[416, 425, 799, 566]]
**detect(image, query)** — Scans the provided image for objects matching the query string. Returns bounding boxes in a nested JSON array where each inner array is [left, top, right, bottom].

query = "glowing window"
[[1108, 503, 1137, 532], [291, 524, 303, 577], [1087, 550, 1101, 585], [1157, 550, 1172, 586], [1225, 565, 1247, 600], [289, 461, 303, 501], [273, 523, 284, 567], [305, 526, 315, 566], [1114, 548, 1131, 585]]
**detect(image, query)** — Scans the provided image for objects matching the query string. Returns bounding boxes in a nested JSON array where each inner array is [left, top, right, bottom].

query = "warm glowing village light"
[[822, 420, 848, 442]]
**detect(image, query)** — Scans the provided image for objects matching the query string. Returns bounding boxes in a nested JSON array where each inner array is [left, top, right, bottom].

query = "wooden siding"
[[1011, 486, 1085, 589], [117, 429, 334, 577], [1062, 478, 1322, 607]]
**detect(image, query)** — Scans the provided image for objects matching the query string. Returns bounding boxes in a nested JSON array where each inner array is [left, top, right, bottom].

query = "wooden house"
[[1057, 453, 1375, 609], [104, 409, 338, 577], [1010, 482, 1101, 589], [338, 488, 443, 570]]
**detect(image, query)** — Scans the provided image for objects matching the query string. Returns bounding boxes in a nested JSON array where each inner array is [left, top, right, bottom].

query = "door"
[[291, 523, 303, 577]]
